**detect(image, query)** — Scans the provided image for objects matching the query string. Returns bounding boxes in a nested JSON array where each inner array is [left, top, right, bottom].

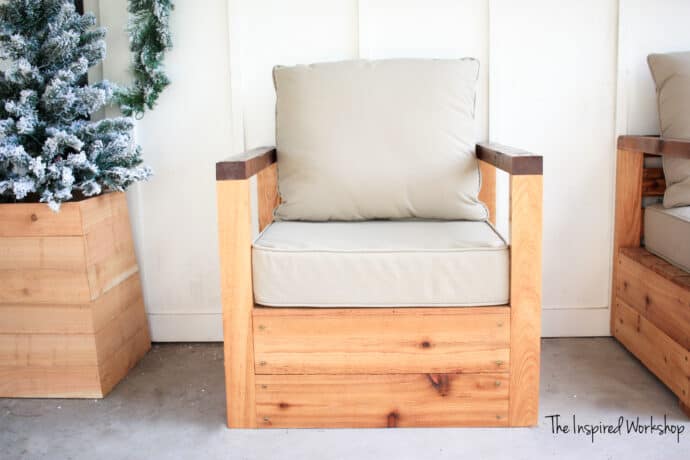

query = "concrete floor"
[[1, 338, 689, 460]]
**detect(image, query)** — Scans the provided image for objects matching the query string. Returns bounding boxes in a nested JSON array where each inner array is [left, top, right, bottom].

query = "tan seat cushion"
[[648, 52, 690, 208], [645, 204, 690, 273], [272, 59, 487, 221], [252, 220, 509, 307]]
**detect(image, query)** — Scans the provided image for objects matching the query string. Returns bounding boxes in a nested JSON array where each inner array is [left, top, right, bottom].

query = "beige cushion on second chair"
[[645, 204, 690, 274], [252, 220, 509, 307], [648, 52, 690, 208], [273, 59, 487, 221]]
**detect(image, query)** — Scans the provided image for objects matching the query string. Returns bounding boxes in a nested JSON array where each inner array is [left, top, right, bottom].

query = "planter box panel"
[[0, 193, 150, 398], [0, 268, 92, 304], [94, 291, 147, 364], [255, 373, 509, 428], [91, 274, 144, 333], [0, 237, 86, 271], [0, 334, 98, 367], [0, 202, 83, 237], [0, 304, 93, 335], [0, 365, 102, 398], [98, 326, 150, 396]]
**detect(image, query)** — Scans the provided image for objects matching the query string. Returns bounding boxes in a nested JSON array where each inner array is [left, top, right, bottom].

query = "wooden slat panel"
[[91, 274, 145, 333], [478, 160, 497, 224], [0, 334, 97, 367], [508, 174, 542, 426], [79, 192, 127, 234], [0, 202, 83, 237], [610, 149, 644, 333], [98, 325, 150, 396], [217, 179, 257, 427], [83, 201, 132, 267], [256, 373, 509, 428], [613, 299, 690, 402], [0, 274, 143, 335], [0, 268, 91, 304], [617, 248, 690, 349], [0, 304, 92, 334], [0, 365, 102, 398], [83, 194, 138, 299], [642, 167, 666, 196], [0, 236, 86, 270], [94, 295, 148, 364], [253, 307, 509, 375]]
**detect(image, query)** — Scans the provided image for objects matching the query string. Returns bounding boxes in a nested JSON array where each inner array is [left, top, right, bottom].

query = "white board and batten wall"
[[90, 0, 690, 340]]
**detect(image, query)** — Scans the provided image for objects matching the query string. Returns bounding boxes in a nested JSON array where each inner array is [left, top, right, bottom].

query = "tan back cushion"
[[272, 59, 487, 221], [648, 52, 690, 208]]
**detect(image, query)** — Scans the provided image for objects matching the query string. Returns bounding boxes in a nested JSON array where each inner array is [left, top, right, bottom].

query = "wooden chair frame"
[[611, 135, 690, 418], [216, 143, 543, 428]]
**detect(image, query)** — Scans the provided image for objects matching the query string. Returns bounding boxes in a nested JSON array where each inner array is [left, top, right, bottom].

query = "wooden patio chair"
[[611, 135, 690, 418], [215, 59, 543, 428]]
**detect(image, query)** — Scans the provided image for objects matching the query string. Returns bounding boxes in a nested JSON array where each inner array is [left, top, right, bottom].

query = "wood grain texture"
[[613, 299, 690, 403], [642, 167, 666, 197], [255, 373, 509, 428], [0, 236, 86, 270], [216, 180, 256, 428], [216, 147, 277, 180], [610, 149, 644, 334], [256, 162, 280, 232], [0, 201, 83, 237], [618, 135, 690, 159], [476, 143, 543, 175], [0, 366, 102, 398], [0, 268, 92, 304], [479, 160, 497, 224], [508, 174, 543, 426], [0, 274, 143, 335], [617, 248, 690, 349], [253, 307, 509, 375], [98, 325, 150, 396]]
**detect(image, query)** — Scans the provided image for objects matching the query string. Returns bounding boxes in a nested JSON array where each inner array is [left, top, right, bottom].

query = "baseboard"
[[148, 307, 611, 342], [148, 313, 223, 342], [542, 307, 611, 337]]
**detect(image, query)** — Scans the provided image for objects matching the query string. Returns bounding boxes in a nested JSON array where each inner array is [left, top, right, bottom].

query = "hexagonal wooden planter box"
[[0, 192, 151, 398]]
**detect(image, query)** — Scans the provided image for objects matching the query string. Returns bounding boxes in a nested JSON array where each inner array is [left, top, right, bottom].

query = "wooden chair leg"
[[610, 149, 644, 334], [508, 174, 543, 426], [216, 179, 256, 428]]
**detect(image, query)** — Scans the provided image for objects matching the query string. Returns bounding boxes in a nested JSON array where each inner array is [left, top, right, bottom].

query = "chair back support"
[[272, 59, 487, 221]]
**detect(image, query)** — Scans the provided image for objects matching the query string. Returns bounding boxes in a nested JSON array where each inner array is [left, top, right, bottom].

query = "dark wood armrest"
[[476, 143, 543, 175], [216, 146, 277, 180], [618, 135, 690, 159]]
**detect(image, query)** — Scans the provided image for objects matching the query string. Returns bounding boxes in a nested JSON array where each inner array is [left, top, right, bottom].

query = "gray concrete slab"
[[1, 338, 689, 460]]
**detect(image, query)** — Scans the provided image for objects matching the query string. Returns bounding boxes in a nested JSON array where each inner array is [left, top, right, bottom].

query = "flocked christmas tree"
[[0, 0, 151, 210]]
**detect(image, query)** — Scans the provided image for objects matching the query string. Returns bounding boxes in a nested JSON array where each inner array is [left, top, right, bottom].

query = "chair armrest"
[[476, 143, 543, 175], [216, 146, 277, 180], [618, 135, 690, 159]]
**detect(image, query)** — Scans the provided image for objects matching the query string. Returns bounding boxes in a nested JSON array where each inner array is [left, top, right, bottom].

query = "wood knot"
[[644, 295, 651, 306], [387, 411, 400, 428], [278, 402, 290, 410], [427, 374, 450, 396], [30, 213, 38, 222], [420, 341, 431, 349]]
